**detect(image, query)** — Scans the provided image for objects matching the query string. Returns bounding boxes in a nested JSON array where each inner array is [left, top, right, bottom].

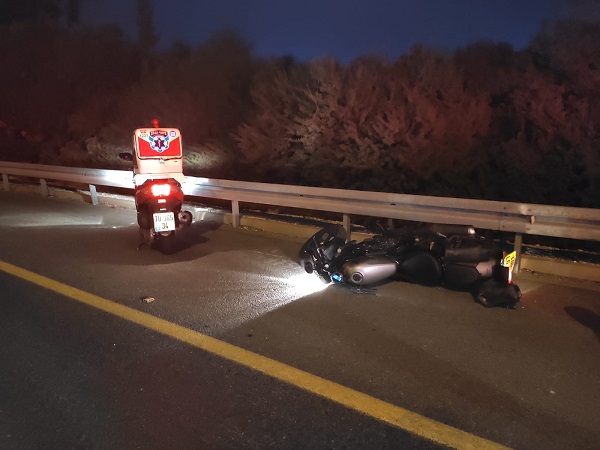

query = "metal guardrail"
[[2, 161, 600, 271]]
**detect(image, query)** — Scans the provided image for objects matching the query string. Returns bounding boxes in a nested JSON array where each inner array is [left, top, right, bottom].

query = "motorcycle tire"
[[136, 205, 152, 230], [155, 232, 177, 255], [316, 271, 332, 284]]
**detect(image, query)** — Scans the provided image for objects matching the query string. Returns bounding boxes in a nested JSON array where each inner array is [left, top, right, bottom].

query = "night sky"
[[81, 0, 572, 62]]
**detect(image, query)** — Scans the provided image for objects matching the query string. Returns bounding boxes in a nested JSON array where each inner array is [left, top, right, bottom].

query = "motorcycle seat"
[[395, 250, 443, 286]]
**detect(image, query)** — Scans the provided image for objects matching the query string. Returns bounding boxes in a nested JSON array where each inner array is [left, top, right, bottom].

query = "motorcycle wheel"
[[316, 270, 332, 284]]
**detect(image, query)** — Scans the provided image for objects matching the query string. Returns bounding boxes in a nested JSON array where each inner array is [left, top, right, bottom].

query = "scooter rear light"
[[151, 183, 171, 197]]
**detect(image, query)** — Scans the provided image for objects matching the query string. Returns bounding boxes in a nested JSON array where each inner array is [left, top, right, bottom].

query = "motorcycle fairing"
[[135, 179, 184, 206], [444, 262, 489, 289], [134, 179, 184, 230], [136, 198, 183, 230], [298, 224, 347, 282]]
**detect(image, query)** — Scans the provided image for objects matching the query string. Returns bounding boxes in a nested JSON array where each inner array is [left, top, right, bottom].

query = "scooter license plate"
[[153, 212, 175, 232]]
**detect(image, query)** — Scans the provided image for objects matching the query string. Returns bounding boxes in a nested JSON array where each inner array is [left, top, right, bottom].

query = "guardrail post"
[[2, 174, 8, 192], [89, 184, 99, 206], [232, 199, 240, 228], [40, 179, 49, 198], [514, 233, 523, 273], [343, 213, 351, 241]]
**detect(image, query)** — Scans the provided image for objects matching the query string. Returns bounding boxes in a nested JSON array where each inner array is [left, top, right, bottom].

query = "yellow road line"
[[1, 259, 510, 450]]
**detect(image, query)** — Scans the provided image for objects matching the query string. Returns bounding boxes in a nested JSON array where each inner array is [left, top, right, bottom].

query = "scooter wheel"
[[156, 233, 177, 254]]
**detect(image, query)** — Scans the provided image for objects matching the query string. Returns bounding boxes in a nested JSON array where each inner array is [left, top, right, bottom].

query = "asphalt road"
[[0, 190, 599, 450]]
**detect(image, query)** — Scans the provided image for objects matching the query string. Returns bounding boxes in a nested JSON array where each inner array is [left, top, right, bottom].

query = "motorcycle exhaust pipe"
[[342, 256, 398, 286]]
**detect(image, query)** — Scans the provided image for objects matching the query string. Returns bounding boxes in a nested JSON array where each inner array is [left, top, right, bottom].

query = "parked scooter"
[[299, 223, 521, 308], [119, 123, 192, 253]]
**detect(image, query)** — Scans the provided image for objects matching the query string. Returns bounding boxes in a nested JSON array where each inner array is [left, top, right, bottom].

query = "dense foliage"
[[1, 13, 599, 207]]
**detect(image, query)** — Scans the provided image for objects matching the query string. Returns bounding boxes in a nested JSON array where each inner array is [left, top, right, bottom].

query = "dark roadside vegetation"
[[1, 1, 599, 255]]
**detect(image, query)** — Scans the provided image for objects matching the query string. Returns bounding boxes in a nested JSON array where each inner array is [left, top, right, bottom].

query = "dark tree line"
[[0, 7, 599, 207]]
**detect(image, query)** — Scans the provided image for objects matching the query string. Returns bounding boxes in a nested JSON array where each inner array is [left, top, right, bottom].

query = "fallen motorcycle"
[[299, 223, 521, 308], [119, 123, 193, 253]]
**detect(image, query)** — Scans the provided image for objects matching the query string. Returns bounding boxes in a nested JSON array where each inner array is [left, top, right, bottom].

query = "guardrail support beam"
[[40, 179, 49, 198], [343, 214, 351, 241], [514, 233, 523, 273], [89, 184, 98, 206], [2, 174, 8, 192], [232, 199, 240, 228]]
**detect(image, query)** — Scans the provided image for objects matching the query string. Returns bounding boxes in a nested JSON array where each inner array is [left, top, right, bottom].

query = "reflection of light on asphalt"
[[282, 273, 330, 299], [0, 213, 104, 227], [228, 266, 330, 328]]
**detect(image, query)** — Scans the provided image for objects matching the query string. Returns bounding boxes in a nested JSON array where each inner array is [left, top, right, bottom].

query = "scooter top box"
[[134, 128, 182, 159], [132, 128, 184, 183]]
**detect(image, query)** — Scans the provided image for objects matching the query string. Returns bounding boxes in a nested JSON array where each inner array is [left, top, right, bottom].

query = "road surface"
[[1, 190, 599, 449]]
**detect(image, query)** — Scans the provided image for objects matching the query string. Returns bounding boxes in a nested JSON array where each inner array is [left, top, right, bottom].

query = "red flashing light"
[[151, 119, 160, 128]]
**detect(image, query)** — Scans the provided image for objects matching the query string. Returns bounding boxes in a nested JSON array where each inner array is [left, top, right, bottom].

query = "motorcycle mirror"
[[304, 261, 314, 274]]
